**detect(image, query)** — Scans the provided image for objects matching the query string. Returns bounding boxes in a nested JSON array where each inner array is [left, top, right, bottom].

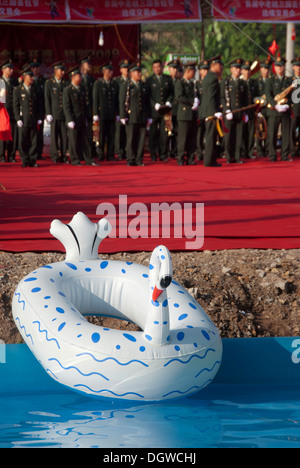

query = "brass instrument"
[[273, 82, 295, 105], [255, 94, 267, 107], [159, 104, 173, 136], [255, 113, 268, 141], [92, 120, 100, 147], [249, 60, 260, 77]]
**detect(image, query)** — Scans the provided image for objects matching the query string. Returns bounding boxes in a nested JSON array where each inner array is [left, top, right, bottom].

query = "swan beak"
[[152, 286, 163, 302]]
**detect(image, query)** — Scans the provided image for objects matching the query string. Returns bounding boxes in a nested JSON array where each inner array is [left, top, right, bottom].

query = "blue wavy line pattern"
[[48, 357, 110, 381], [73, 384, 145, 399], [14, 292, 25, 311], [32, 321, 61, 350], [15, 317, 34, 346], [162, 379, 213, 398], [163, 348, 216, 367], [76, 352, 149, 367], [194, 360, 221, 378]]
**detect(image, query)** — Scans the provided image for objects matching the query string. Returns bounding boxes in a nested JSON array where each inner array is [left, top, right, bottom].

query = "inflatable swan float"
[[12, 212, 222, 401]]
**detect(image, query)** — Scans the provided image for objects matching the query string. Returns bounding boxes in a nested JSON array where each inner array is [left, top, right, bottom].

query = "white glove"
[[165, 101, 172, 108], [192, 98, 200, 110], [155, 103, 161, 111], [37, 120, 43, 125], [17, 120, 23, 128], [243, 113, 249, 123], [225, 110, 233, 121], [120, 118, 128, 125], [116, 115, 120, 122], [275, 104, 289, 113], [147, 118, 153, 125], [46, 114, 53, 123], [214, 112, 223, 119], [93, 115, 99, 122], [67, 121, 75, 129]]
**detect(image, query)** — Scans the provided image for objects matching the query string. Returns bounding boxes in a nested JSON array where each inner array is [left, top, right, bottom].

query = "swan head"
[[149, 246, 173, 302]]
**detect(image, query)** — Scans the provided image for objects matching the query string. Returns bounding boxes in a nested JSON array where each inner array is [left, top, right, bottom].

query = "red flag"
[[0, 103, 12, 141]]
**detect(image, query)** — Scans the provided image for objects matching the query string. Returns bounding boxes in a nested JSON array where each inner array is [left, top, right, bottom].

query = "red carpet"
[[0, 154, 300, 253]]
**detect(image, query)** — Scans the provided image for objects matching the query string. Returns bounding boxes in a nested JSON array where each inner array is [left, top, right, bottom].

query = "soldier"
[[119, 61, 152, 166], [201, 54, 224, 167], [13, 66, 44, 167], [93, 62, 119, 161], [240, 60, 259, 159], [44, 61, 68, 163], [80, 56, 95, 157], [265, 55, 294, 162], [0, 60, 18, 163], [146, 59, 174, 162], [114, 59, 130, 160], [167, 59, 180, 158], [256, 59, 271, 158], [175, 62, 199, 166], [221, 58, 247, 164], [30, 60, 46, 160], [196, 60, 209, 160], [290, 57, 300, 159], [63, 67, 97, 166]]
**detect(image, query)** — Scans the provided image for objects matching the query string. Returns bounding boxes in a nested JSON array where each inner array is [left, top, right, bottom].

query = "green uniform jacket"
[[200, 70, 221, 118], [13, 83, 43, 126], [220, 76, 247, 120], [265, 75, 293, 117], [119, 79, 151, 124], [44, 77, 67, 120], [196, 78, 204, 119], [93, 78, 119, 120], [81, 74, 95, 121], [62, 84, 88, 126], [242, 77, 259, 118], [1, 76, 18, 121], [175, 78, 198, 121], [146, 73, 174, 119]]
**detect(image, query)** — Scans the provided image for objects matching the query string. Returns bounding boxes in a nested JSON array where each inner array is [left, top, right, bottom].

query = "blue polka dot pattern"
[[92, 333, 100, 343]]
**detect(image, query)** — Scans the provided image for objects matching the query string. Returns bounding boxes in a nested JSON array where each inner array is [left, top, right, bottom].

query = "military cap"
[[167, 59, 181, 69], [0, 59, 13, 69], [80, 55, 91, 65], [260, 58, 271, 69], [229, 58, 244, 68], [274, 54, 286, 66], [129, 61, 143, 72], [20, 64, 33, 77], [52, 60, 66, 70], [119, 59, 130, 68], [207, 54, 224, 65], [241, 60, 252, 70], [101, 62, 114, 72], [292, 57, 300, 66], [30, 59, 40, 68], [199, 60, 209, 70], [67, 65, 81, 77], [184, 62, 197, 71]]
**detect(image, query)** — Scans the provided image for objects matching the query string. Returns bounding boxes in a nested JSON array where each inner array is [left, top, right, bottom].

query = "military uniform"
[[256, 60, 271, 157], [290, 57, 300, 158], [196, 60, 209, 160], [0, 60, 18, 162], [167, 59, 181, 158], [265, 56, 293, 161], [241, 60, 259, 159], [93, 63, 119, 161], [175, 63, 199, 165], [220, 58, 247, 163], [114, 59, 130, 160], [31, 62, 46, 159], [44, 62, 68, 163], [146, 62, 174, 161], [119, 62, 151, 166], [80, 57, 95, 156], [13, 68, 43, 167], [63, 68, 93, 166]]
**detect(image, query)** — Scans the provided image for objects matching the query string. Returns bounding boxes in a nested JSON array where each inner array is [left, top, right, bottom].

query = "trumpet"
[[273, 82, 295, 105], [158, 104, 173, 136]]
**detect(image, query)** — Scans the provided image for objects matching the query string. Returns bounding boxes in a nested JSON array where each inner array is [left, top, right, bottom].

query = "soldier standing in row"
[[240, 60, 259, 159], [196, 60, 209, 161], [31, 60, 46, 160], [93, 63, 119, 161], [13, 66, 44, 167], [0, 60, 18, 163], [63, 67, 97, 166], [221, 58, 246, 164], [147, 59, 174, 162], [290, 57, 300, 159], [201, 55, 223, 167], [44, 61, 68, 163], [80, 57, 96, 157], [114, 59, 130, 160], [119, 62, 152, 166], [265, 55, 294, 162], [256, 59, 271, 158], [175, 62, 199, 165]]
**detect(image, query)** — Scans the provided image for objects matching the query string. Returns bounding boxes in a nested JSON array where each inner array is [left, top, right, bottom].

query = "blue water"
[[1, 383, 300, 448]]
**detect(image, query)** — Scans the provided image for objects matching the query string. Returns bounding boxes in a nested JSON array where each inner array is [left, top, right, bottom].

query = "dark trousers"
[[177, 118, 197, 164], [256, 113, 269, 157], [115, 120, 127, 159], [149, 116, 168, 160], [37, 120, 44, 159], [290, 115, 300, 157], [126, 123, 146, 165], [203, 119, 218, 166], [196, 118, 206, 160], [50, 119, 67, 162], [18, 126, 38, 164], [68, 124, 92, 165], [0, 119, 17, 161], [97, 119, 116, 161], [242, 118, 255, 158], [224, 118, 243, 162], [268, 114, 290, 161]]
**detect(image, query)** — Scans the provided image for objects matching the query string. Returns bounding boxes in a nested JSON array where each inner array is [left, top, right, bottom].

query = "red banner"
[[0, 0, 68, 22], [213, 0, 300, 22]]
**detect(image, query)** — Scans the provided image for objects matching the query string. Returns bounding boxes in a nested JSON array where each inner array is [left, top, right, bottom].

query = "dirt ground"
[[1, 248, 300, 344]]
